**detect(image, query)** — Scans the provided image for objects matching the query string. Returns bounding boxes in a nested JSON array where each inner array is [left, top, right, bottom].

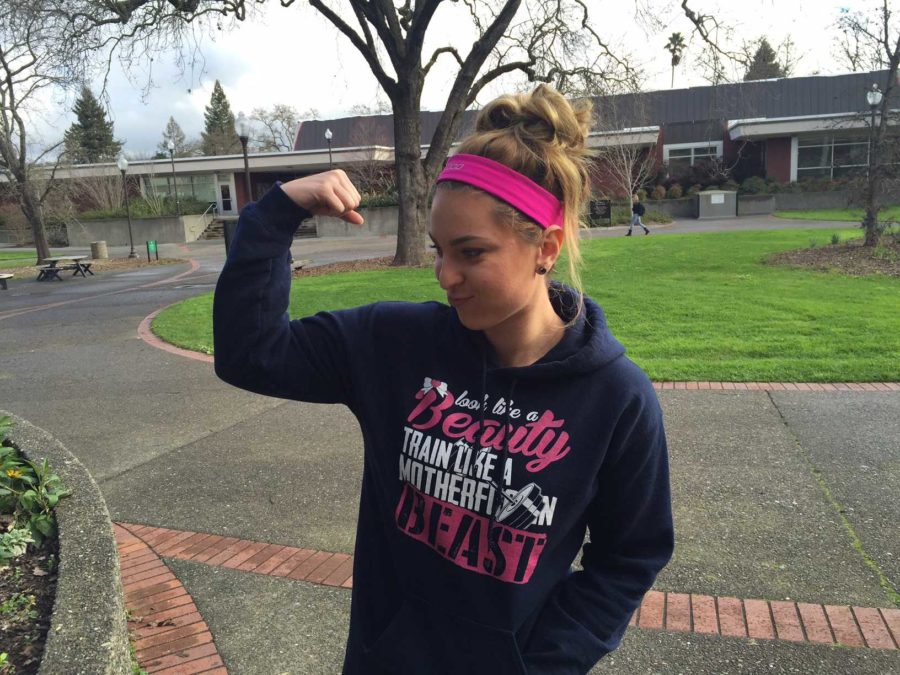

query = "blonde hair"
[[440, 84, 593, 316]]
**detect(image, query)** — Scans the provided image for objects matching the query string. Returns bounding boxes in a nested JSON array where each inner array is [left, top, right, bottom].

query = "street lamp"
[[324, 128, 333, 169], [167, 140, 180, 217], [116, 155, 137, 259], [864, 83, 884, 239], [866, 83, 883, 175], [236, 113, 251, 207]]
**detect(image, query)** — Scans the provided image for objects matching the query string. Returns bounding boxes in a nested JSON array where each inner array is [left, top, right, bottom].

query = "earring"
[[536, 266, 548, 275]]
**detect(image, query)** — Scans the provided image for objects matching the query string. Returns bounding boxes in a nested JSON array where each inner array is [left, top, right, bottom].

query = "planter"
[[1, 411, 130, 675]]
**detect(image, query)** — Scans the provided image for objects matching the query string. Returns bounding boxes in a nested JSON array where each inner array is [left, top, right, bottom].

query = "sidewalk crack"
[[765, 391, 900, 609]]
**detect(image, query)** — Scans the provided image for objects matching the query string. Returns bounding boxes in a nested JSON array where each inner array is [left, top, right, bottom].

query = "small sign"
[[589, 199, 612, 227], [146, 240, 159, 262], [711, 194, 725, 204]]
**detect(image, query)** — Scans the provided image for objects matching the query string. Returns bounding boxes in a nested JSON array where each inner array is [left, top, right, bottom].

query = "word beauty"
[[407, 387, 571, 473]]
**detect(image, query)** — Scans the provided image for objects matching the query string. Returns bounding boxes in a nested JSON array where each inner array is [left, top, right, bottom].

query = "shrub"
[[666, 184, 683, 199], [740, 176, 768, 194], [650, 185, 667, 201], [831, 233, 841, 246], [722, 180, 740, 192], [636, 188, 648, 202], [687, 184, 703, 196], [0, 416, 70, 547], [702, 185, 721, 191], [359, 191, 399, 208]]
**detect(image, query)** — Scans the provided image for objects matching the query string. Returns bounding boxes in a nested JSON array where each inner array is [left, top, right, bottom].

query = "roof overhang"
[[588, 126, 660, 148], [729, 111, 896, 140], [41, 145, 397, 180]]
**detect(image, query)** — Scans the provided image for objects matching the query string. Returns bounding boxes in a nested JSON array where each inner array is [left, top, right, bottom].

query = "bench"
[[37, 266, 63, 281], [60, 262, 93, 277], [0, 273, 12, 290]]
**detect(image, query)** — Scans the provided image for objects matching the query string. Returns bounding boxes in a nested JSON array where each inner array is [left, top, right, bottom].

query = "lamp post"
[[167, 140, 180, 217], [864, 83, 884, 240], [325, 128, 333, 169], [236, 113, 251, 207], [116, 155, 137, 258]]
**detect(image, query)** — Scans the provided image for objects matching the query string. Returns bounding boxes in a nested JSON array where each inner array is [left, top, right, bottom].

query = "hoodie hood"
[[451, 281, 626, 380]]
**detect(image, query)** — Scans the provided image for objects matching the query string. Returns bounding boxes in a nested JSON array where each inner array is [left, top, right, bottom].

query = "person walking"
[[627, 193, 650, 235], [213, 84, 673, 675]]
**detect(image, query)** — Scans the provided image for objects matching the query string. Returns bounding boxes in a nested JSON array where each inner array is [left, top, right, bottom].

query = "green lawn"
[[153, 228, 900, 382], [774, 205, 900, 222], [0, 251, 40, 269]]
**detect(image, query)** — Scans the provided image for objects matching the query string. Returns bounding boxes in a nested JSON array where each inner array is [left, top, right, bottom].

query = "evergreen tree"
[[157, 116, 189, 157], [743, 39, 786, 81], [201, 80, 240, 156], [62, 86, 123, 164]]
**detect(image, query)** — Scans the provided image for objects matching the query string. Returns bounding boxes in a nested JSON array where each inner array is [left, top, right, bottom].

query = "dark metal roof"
[[295, 70, 895, 151]]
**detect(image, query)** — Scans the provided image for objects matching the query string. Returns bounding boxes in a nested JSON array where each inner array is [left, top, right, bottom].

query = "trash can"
[[90, 241, 108, 259]]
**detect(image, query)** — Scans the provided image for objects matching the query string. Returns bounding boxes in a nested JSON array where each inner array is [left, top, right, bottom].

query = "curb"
[[2, 411, 131, 675], [117, 522, 899, 652]]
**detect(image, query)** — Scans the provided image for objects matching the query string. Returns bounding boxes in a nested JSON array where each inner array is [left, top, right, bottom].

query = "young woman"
[[628, 194, 650, 235], [213, 84, 673, 674]]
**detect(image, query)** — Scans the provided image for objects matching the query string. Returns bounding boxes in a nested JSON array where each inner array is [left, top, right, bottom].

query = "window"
[[663, 143, 723, 174], [797, 135, 869, 181], [141, 174, 216, 204]]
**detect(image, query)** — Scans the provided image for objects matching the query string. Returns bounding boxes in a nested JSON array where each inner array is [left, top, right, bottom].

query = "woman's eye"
[[429, 244, 442, 256], [462, 248, 484, 259]]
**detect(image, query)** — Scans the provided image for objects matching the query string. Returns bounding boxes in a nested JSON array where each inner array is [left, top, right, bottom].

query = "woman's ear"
[[538, 225, 564, 271]]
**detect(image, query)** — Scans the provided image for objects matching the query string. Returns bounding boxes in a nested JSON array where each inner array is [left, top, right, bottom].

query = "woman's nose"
[[436, 258, 462, 290]]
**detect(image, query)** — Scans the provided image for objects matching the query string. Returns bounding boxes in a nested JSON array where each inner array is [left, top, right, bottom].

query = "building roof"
[[295, 70, 896, 150]]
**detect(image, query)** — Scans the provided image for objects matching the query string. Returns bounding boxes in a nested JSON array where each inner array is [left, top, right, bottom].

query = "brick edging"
[[115, 524, 226, 674], [652, 382, 900, 391], [116, 523, 898, 652], [630, 590, 899, 650]]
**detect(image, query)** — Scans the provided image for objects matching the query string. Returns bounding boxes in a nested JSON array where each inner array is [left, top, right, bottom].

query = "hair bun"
[[476, 84, 588, 151]]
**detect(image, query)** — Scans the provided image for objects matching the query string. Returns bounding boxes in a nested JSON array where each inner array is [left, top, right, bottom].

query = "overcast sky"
[[31, 0, 868, 157]]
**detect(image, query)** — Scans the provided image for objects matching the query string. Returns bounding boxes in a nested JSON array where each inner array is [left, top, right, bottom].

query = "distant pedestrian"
[[628, 194, 650, 236]]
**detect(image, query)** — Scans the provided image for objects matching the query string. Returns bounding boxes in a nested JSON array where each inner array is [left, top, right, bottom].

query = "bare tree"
[[249, 104, 316, 152], [590, 97, 658, 200], [838, 1, 900, 247], [294, 0, 642, 264], [0, 1, 71, 261], [344, 116, 396, 197], [0, 0, 223, 262]]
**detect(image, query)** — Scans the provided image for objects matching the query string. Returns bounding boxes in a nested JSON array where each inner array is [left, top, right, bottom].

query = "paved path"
[[1, 220, 898, 674]]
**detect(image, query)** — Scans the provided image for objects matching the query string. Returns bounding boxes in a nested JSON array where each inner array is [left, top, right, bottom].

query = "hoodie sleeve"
[[213, 186, 360, 406], [521, 387, 674, 674]]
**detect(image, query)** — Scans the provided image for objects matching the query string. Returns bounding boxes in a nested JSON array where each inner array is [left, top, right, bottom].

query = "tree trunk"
[[392, 103, 429, 266], [20, 185, 51, 263]]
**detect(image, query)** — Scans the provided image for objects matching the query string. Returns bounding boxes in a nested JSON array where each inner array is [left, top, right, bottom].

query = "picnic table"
[[37, 256, 94, 281]]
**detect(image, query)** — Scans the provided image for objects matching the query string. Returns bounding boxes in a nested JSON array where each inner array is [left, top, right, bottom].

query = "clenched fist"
[[280, 170, 364, 225]]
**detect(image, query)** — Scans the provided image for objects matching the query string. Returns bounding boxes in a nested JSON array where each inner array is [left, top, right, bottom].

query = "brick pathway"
[[115, 523, 899, 673]]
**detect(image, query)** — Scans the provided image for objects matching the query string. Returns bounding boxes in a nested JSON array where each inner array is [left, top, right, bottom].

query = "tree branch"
[[423, 46, 463, 77], [307, 0, 398, 97]]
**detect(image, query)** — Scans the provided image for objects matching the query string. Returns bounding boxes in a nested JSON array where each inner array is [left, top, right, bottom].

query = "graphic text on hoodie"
[[395, 377, 568, 584]]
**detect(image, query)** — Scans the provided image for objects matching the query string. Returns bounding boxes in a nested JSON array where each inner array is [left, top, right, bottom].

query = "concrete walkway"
[[1, 217, 898, 674]]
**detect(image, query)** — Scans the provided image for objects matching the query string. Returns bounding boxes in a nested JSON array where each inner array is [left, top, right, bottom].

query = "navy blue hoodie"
[[213, 186, 674, 674]]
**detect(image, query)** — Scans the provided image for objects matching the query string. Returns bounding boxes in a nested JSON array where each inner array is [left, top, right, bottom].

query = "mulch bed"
[[0, 536, 58, 674], [766, 235, 900, 277]]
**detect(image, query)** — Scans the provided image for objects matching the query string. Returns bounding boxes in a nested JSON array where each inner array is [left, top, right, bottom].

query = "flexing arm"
[[212, 171, 366, 404]]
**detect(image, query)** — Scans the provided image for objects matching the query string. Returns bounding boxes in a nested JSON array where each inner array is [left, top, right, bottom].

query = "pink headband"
[[436, 154, 564, 229]]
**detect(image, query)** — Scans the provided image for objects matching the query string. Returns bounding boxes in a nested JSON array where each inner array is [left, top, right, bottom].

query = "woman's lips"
[[448, 295, 473, 307]]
